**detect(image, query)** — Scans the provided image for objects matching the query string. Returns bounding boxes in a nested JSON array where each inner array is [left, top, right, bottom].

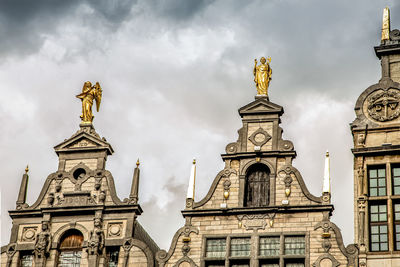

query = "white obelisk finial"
[[186, 158, 196, 200], [323, 151, 330, 193]]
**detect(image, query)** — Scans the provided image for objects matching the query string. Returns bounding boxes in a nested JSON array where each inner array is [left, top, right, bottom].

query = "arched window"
[[58, 229, 83, 267], [244, 164, 270, 207]]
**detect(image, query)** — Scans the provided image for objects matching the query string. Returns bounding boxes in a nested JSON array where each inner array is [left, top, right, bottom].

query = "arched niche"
[[244, 163, 271, 207], [57, 229, 84, 266]]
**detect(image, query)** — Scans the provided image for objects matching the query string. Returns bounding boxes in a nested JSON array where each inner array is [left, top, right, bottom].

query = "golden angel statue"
[[76, 81, 102, 123], [253, 57, 272, 96]]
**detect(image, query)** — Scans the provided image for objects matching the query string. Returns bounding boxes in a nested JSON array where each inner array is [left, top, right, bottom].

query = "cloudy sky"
[[1, 0, 399, 249]]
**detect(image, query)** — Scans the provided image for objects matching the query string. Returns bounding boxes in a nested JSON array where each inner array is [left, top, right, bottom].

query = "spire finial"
[[186, 158, 197, 200], [323, 151, 330, 193], [25, 165, 29, 174], [136, 158, 140, 167], [382, 7, 390, 42]]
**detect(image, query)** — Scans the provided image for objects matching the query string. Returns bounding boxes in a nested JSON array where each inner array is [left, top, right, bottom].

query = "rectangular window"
[[230, 260, 250, 267], [106, 247, 120, 267], [368, 167, 386, 196], [19, 251, 33, 267], [284, 262, 305, 267], [230, 238, 251, 257], [206, 238, 226, 258], [58, 250, 82, 266], [393, 166, 400, 195], [370, 203, 388, 251], [394, 203, 400, 250], [260, 263, 279, 267], [284, 236, 305, 255], [259, 237, 280, 256]]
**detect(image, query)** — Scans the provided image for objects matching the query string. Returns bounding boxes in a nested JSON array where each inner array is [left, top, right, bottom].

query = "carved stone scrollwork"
[[237, 214, 275, 230], [172, 257, 199, 267], [6, 243, 17, 267], [223, 179, 231, 190], [279, 140, 294, 151], [390, 29, 400, 40], [312, 254, 340, 267], [156, 226, 199, 267], [248, 127, 271, 147], [123, 238, 134, 252], [185, 199, 193, 209], [225, 142, 238, 154], [367, 89, 400, 122], [22, 227, 38, 242], [181, 243, 190, 256]]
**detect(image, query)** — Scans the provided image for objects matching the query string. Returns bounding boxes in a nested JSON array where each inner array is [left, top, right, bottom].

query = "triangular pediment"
[[238, 97, 284, 117], [54, 125, 113, 155]]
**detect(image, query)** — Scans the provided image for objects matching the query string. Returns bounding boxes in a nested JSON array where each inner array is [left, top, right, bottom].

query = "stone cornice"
[[181, 204, 334, 217]]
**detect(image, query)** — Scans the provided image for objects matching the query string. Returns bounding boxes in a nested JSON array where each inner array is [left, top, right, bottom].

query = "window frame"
[[202, 232, 308, 267], [19, 250, 34, 267], [369, 201, 389, 252], [105, 246, 120, 267], [368, 165, 387, 197]]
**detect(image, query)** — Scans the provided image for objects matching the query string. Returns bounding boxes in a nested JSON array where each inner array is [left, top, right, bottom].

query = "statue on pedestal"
[[34, 221, 51, 266], [76, 81, 102, 123], [254, 57, 272, 96]]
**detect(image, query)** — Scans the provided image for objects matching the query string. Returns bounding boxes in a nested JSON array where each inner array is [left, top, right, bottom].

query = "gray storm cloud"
[[1, 0, 399, 248]]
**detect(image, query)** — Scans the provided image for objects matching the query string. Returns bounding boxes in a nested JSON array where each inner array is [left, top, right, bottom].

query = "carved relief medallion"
[[248, 127, 271, 147], [107, 223, 122, 237], [367, 89, 400, 122], [22, 227, 37, 242]]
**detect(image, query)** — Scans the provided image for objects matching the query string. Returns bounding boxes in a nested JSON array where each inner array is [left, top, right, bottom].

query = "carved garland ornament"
[[367, 89, 400, 122], [237, 214, 275, 230]]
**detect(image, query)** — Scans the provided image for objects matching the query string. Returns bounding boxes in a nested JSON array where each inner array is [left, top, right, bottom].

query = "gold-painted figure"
[[253, 57, 272, 96], [382, 7, 390, 42], [76, 81, 102, 123]]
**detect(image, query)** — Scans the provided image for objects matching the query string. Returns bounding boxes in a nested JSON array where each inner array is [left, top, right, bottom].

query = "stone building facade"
[[155, 97, 358, 267], [4, 8, 400, 267], [351, 8, 400, 267], [1, 124, 159, 267]]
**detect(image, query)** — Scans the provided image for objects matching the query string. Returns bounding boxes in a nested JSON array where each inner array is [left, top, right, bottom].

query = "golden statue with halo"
[[76, 81, 102, 123], [254, 57, 272, 96]]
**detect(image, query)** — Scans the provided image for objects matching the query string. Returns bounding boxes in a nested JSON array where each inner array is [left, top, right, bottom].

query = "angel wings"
[[76, 81, 102, 123]]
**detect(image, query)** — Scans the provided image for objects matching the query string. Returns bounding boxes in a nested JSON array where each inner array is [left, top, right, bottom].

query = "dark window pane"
[[230, 238, 251, 257], [259, 237, 280, 256], [107, 247, 119, 267], [206, 239, 226, 258], [58, 251, 82, 267], [369, 167, 386, 196], [370, 188, 378, 196], [231, 263, 249, 267], [284, 236, 305, 255], [378, 188, 386, 196], [370, 204, 387, 222], [370, 225, 388, 251], [20, 253, 33, 267]]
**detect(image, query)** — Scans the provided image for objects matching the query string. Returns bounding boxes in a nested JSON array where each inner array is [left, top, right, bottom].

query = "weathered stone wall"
[[163, 213, 350, 267], [389, 54, 400, 83]]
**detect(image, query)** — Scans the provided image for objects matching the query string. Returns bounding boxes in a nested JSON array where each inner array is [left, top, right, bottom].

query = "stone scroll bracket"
[[156, 226, 199, 267]]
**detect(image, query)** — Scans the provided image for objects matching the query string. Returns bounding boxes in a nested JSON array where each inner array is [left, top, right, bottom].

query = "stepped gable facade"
[[1, 123, 159, 267], [351, 8, 400, 267], [156, 96, 357, 267]]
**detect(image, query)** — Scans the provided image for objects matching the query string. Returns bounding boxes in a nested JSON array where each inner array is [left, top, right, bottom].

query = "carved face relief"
[[367, 89, 400, 122]]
